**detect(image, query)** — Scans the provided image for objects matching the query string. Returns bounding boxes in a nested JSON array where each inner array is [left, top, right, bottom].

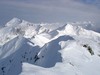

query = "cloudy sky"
[[0, 0, 100, 32]]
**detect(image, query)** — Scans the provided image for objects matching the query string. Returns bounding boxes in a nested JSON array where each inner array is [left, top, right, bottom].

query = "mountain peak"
[[5, 18, 22, 27]]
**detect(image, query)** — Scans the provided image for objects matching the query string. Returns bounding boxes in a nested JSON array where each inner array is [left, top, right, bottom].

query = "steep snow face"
[[0, 26, 18, 45], [0, 36, 40, 75], [35, 35, 74, 68], [0, 18, 100, 75]]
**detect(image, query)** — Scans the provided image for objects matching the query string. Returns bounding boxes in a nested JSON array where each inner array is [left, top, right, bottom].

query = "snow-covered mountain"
[[0, 18, 100, 75]]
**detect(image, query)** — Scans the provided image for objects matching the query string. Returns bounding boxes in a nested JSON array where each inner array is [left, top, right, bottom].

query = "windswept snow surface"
[[0, 18, 100, 75]]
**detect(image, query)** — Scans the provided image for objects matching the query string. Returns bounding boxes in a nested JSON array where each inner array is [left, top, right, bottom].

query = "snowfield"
[[0, 18, 100, 75]]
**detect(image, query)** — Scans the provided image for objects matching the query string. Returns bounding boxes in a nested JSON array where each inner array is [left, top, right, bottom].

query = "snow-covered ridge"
[[0, 18, 100, 75]]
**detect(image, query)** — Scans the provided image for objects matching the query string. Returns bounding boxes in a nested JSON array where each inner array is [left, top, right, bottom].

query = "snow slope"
[[0, 35, 41, 75], [0, 18, 100, 75]]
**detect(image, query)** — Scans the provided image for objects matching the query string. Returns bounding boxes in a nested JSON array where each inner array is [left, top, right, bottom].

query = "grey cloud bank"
[[0, 0, 100, 32]]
